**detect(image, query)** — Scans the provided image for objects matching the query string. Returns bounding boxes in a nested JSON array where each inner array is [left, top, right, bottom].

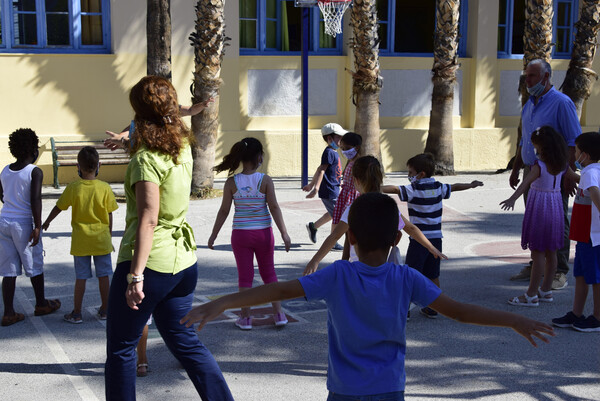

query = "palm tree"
[[349, 0, 382, 159], [424, 0, 460, 175], [561, 0, 600, 117], [147, 0, 172, 79], [189, 0, 229, 194]]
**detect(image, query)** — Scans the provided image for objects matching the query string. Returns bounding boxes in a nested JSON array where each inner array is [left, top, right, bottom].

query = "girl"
[[304, 156, 446, 275], [500, 126, 569, 307], [209, 137, 291, 330], [331, 132, 362, 253]]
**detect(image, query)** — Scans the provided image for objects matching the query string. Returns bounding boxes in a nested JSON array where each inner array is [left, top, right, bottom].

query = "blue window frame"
[[0, 0, 110, 53], [376, 0, 469, 57], [239, 0, 342, 55], [497, 0, 578, 59]]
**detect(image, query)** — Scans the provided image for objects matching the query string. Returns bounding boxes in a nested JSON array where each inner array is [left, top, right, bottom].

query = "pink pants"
[[231, 227, 278, 288]]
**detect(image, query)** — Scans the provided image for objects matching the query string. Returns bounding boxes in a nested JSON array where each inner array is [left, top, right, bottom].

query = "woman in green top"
[[105, 76, 233, 401]]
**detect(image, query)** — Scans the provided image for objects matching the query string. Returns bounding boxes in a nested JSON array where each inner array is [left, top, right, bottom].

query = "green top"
[[117, 143, 197, 274]]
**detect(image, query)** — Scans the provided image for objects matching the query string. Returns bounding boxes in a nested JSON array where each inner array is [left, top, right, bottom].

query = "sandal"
[[1, 313, 25, 327], [508, 293, 539, 307], [137, 363, 149, 377], [34, 299, 61, 316], [97, 308, 107, 320], [63, 311, 83, 324], [538, 289, 554, 303]]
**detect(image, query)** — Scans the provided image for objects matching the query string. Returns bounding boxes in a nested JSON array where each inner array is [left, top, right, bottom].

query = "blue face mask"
[[408, 175, 418, 184], [329, 140, 339, 150], [527, 77, 546, 97], [575, 154, 584, 170]]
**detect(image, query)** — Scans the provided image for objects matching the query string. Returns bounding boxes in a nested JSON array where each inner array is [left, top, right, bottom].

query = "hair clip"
[[163, 116, 172, 124], [242, 141, 248, 147]]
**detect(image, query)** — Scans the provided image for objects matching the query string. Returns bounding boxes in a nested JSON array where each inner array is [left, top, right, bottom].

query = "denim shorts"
[[321, 198, 338, 217], [0, 217, 44, 277], [74, 254, 113, 280]]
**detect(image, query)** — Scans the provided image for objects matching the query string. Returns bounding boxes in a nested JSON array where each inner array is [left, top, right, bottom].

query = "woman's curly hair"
[[9, 128, 39, 160], [129, 76, 194, 162]]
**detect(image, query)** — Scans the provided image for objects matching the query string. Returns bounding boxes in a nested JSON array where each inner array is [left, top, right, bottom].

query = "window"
[[497, 0, 578, 58], [240, 0, 341, 55], [377, 0, 468, 57], [0, 0, 110, 53]]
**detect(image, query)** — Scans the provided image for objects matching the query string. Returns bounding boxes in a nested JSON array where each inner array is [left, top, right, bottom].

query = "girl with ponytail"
[[210, 138, 291, 330]]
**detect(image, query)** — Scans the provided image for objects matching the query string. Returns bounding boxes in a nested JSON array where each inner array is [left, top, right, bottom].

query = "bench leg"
[[53, 164, 59, 189]]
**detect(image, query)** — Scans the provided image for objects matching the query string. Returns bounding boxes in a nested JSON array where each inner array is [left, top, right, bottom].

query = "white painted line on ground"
[[16, 288, 100, 401]]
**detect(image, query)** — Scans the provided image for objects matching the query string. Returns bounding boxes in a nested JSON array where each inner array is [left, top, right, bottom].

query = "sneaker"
[[274, 312, 288, 327], [552, 311, 585, 328], [551, 272, 568, 290], [63, 311, 83, 324], [510, 264, 531, 281], [420, 307, 438, 319], [306, 223, 317, 244], [235, 317, 252, 330], [332, 243, 344, 251], [572, 315, 600, 332], [97, 308, 107, 320]]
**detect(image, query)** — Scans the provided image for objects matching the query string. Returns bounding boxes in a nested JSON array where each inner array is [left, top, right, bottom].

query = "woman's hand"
[[282, 233, 291, 252], [126, 282, 145, 310]]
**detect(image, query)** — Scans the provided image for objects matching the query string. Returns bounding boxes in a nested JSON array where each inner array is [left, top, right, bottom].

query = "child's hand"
[[305, 189, 317, 199], [471, 180, 483, 188], [429, 247, 447, 260], [511, 316, 555, 347], [104, 131, 127, 150], [304, 261, 318, 276], [42, 222, 49, 231], [500, 198, 515, 210], [180, 299, 225, 331], [282, 233, 291, 252], [29, 227, 40, 247], [208, 234, 217, 250]]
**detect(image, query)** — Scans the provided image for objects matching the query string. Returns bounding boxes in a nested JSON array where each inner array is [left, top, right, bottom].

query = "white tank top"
[[0, 164, 36, 220]]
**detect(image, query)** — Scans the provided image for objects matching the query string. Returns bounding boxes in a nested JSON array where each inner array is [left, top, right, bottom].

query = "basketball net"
[[318, 0, 351, 37]]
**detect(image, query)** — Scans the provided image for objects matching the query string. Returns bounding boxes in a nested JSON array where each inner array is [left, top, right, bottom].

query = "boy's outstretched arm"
[[181, 280, 305, 331], [429, 294, 555, 347], [381, 185, 400, 195], [42, 205, 62, 231], [451, 180, 483, 192], [304, 222, 348, 275]]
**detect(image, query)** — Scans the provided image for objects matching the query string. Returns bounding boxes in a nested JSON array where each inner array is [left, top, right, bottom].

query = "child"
[[304, 156, 446, 276], [181, 192, 554, 399], [383, 152, 483, 318], [500, 126, 568, 307], [303, 123, 345, 250], [42, 146, 118, 323], [552, 131, 600, 332], [209, 137, 291, 330], [0, 128, 60, 326]]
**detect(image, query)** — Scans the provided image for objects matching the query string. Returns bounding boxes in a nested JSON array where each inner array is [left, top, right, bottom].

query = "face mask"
[[527, 77, 546, 97], [575, 154, 584, 170], [329, 140, 339, 150], [408, 175, 418, 184], [342, 148, 357, 160]]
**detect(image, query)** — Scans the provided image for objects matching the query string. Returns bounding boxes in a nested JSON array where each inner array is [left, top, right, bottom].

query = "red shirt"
[[569, 185, 592, 243]]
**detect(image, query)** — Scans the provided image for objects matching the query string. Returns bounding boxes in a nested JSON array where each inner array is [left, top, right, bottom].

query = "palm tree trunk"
[[561, 0, 600, 118], [424, 0, 460, 175], [189, 0, 228, 193], [147, 0, 172, 79], [349, 0, 382, 159]]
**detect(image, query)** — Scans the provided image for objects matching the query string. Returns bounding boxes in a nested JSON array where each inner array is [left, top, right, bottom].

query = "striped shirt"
[[232, 172, 272, 230], [397, 178, 451, 239]]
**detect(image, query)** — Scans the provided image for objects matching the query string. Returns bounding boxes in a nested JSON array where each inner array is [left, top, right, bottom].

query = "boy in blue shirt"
[[181, 193, 554, 399], [303, 123, 345, 250]]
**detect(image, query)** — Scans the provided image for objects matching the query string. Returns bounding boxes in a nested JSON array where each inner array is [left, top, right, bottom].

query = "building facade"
[[0, 0, 598, 185]]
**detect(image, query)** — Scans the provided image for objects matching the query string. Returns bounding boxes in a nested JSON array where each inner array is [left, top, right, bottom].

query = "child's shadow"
[[196, 244, 302, 252]]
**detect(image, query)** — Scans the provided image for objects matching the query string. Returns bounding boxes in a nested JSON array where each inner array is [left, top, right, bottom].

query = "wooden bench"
[[50, 138, 129, 188]]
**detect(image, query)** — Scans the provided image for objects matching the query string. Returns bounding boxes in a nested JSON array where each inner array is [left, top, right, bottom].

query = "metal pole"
[[301, 7, 309, 188]]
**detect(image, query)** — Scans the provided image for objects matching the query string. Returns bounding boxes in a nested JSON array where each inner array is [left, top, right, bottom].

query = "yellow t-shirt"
[[117, 144, 197, 274], [56, 179, 119, 256]]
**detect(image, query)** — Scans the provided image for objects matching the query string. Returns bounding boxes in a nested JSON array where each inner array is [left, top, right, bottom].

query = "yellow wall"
[[2, 0, 599, 185]]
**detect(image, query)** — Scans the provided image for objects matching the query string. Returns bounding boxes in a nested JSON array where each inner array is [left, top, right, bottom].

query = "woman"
[[105, 76, 233, 401]]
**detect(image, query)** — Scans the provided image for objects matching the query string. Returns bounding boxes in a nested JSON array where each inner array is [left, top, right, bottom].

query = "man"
[[509, 59, 581, 289]]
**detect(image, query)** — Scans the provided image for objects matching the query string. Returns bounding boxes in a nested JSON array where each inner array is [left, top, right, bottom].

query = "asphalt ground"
[[1, 172, 599, 401]]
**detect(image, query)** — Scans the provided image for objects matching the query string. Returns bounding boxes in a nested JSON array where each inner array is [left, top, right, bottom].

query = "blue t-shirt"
[[520, 86, 581, 166], [318, 146, 342, 199], [298, 260, 442, 395]]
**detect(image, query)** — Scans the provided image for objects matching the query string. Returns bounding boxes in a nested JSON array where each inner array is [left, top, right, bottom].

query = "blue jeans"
[[327, 391, 405, 401], [105, 261, 233, 401]]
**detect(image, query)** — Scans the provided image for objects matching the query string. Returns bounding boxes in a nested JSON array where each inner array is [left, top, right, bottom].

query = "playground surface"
[[1, 172, 599, 401]]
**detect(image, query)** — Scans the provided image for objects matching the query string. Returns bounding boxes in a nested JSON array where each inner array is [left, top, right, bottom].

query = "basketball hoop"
[[295, 0, 351, 37]]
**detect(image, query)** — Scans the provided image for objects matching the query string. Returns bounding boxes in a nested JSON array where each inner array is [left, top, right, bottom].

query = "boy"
[[0, 128, 60, 326], [42, 146, 118, 323], [383, 152, 483, 319], [303, 123, 346, 250], [181, 193, 553, 399], [552, 132, 600, 332]]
